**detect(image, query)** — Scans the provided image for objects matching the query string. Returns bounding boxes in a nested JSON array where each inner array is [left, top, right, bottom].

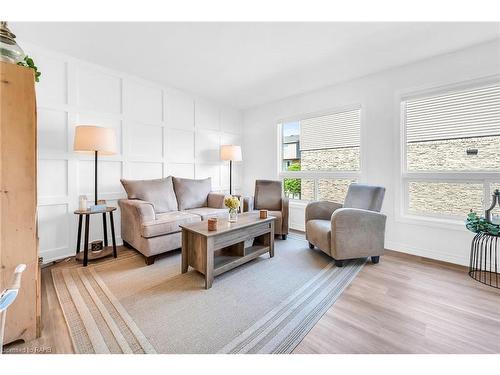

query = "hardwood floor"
[[4, 245, 500, 354], [293, 250, 500, 354]]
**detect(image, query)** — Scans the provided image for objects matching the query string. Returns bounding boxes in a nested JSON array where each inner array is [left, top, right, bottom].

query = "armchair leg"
[[145, 256, 156, 266], [371, 256, 380, 264], [123, 240, 133, 249], [335, 259, 344, 267], [281, 234, 287, 240], [308, 242, 314, 249]]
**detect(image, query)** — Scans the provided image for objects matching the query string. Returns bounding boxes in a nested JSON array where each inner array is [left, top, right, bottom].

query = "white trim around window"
[[395, 74, 500, 231]]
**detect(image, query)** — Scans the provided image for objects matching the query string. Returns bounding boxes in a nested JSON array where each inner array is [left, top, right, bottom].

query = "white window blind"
[[300, 108, 361, 151], [405, 83, 500, 143]]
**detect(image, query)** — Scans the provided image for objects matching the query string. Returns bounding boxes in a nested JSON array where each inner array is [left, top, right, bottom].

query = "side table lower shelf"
[[74, 206, 118, 266], [75, 246, 115, 262]]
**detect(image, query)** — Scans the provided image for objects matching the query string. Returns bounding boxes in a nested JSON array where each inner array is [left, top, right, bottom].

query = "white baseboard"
[[385, 240, 469, 267], [41, 237, 468, 268], [40, 237, 124, 264]]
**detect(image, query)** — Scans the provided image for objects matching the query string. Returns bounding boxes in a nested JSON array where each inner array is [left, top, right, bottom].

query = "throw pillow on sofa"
[[173, 177, 212, 210], [121, 176, 178, 213]]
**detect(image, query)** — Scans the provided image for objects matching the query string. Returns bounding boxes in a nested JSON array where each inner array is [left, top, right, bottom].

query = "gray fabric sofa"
[[119, 176, 229, 265], [244, 180, 289, 240], [305, 184, 386, 267]]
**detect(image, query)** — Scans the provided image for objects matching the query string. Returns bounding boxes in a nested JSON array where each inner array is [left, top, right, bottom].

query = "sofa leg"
[[335, 259, 344, 267], [281, 234, 287, 240], [308, 242, 314, 249], [371, 256, 380, 264], [145, 256, 155, 266]]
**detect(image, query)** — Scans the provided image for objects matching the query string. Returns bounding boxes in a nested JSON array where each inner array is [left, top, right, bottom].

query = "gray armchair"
[[249, 180, 289, 240], [305, 184, 386, 266]]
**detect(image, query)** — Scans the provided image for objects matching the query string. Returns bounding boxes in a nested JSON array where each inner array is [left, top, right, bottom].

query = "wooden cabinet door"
[[0, 61, 39, 345]]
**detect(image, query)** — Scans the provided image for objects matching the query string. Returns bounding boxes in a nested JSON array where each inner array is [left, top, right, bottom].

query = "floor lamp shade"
[[73, 125, 117, 155], [220, 145, 242, 161], [74, 125, 117, 205], [220, 145, 242, 195]]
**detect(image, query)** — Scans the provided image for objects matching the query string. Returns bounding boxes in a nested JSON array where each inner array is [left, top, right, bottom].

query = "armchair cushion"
[[173, 177, 212, 210], [121, 177, 178, 213], [254, 180, 282, 211], [343, 184, 385, 212]]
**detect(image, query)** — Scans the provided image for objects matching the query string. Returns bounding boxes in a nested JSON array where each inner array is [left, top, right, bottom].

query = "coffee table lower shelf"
[[214, 245, 270, 276]]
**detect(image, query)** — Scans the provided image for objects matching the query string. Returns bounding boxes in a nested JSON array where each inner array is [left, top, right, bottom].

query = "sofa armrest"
[[305, 201, 343, 222], [118, 199, 156, 223], [207, 192, 229, 209], [331, 208, 386, 259]]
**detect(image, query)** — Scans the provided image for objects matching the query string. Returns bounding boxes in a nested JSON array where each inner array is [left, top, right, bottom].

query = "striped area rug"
[[219, 258, 365, 354], [52, 267, 156, 354], [52, 238, 365, 354]]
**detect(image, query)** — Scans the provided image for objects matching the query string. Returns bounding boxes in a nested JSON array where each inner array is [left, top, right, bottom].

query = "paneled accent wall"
[[26, 43, 243, 263]]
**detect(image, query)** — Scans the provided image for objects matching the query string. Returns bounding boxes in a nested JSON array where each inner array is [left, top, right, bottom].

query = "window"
[[402, 81, 500, 220], [279, 107, 361, 201]]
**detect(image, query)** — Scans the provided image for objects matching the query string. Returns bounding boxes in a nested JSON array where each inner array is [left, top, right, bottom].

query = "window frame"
[[397, 75, 500, 229], [277, 104, 364, 203]]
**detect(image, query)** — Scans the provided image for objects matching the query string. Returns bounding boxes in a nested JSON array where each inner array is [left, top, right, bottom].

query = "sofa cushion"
[[306, 219, 332, 255], [121, 177, 178, 214], [173, 177, 212, 210], [184, 207, 228, 220], [141, 211, 201, 238]]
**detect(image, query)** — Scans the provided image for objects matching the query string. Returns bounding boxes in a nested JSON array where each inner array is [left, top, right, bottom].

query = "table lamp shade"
[[74, 125, 117, 155], [220, 145, 242, 161]]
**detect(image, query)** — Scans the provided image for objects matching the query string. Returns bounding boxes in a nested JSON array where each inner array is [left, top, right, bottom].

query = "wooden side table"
[[74, 207, 118, 266]]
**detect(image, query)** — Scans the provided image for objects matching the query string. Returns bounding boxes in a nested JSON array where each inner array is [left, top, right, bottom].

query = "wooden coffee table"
[[180, 212, 275, 289]]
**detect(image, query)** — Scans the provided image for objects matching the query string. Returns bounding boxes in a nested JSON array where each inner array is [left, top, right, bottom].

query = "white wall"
[[242, 39, 500, 266], [25, 42, 243, 263]]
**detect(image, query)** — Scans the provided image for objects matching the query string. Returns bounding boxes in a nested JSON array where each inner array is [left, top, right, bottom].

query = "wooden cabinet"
[[0, 61, 40, 345]]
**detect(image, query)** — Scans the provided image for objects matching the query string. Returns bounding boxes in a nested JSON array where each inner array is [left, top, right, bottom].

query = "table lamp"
[[220, 145, 242, 195], [74, 125, 117, 205]]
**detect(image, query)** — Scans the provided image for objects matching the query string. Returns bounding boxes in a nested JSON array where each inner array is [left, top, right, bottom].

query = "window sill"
[[395, 213, 469, 233], [288, 199, 310, 207]]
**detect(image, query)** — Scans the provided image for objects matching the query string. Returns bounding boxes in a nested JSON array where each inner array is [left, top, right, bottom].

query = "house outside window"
[[279, 106, 361, 202]]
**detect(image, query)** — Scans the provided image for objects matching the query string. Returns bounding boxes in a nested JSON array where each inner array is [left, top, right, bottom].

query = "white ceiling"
[[11, 22, 500, 109]]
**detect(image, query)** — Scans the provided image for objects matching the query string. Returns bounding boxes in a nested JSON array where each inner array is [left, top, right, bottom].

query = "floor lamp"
[[220, 145, 242, 195], [73, 125, 117, 205]]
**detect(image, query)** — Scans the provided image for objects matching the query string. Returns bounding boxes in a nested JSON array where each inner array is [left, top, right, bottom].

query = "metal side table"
[[469, 231, 499, 289]]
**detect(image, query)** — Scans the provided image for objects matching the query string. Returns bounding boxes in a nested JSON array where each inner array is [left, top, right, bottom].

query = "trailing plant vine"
[[465, 210, 500, 236], [17, 55, 41, 82]]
